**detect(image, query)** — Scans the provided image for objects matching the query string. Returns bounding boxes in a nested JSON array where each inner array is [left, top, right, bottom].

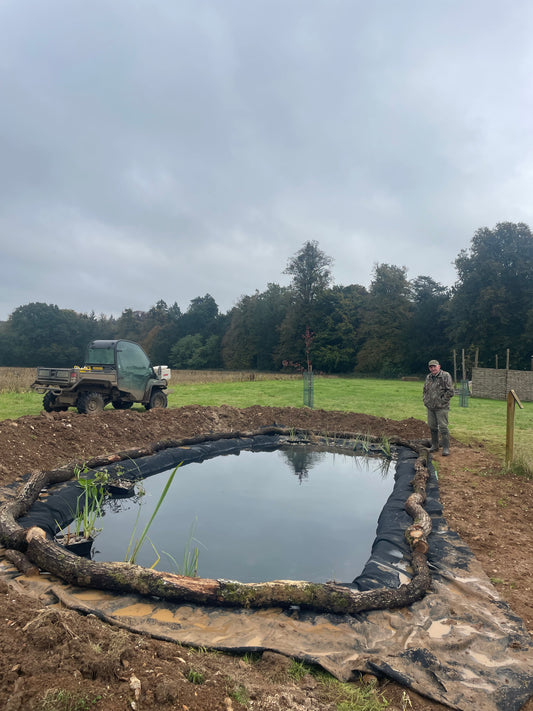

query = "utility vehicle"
[[31, 339, 170, 414]]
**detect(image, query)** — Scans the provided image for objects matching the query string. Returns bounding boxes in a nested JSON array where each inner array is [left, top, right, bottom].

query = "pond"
[[93, 446, 394, 584]]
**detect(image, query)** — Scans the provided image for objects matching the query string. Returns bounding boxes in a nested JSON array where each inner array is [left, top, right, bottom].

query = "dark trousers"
[[426, 407, 449, 436]]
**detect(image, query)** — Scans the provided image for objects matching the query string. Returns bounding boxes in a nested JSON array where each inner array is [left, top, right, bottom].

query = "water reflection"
[[94, 448, 394, 583], [279, 446, 326, 482]]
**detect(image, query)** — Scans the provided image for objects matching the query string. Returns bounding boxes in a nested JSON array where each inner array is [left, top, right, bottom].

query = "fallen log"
[[3, 548, 40, 576], [405, 458, 432, 553], [1, 429, 433, 615], [25, 526, 431, 615]]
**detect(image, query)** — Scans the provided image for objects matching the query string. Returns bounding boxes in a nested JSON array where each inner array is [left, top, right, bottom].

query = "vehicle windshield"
[[86, 346, 115, 366]]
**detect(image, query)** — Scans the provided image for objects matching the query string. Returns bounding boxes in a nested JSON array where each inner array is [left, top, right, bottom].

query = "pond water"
[[93, 446, 394, 584]]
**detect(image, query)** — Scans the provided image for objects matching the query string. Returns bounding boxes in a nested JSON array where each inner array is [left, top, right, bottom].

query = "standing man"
[[423, 359, 454, 456]]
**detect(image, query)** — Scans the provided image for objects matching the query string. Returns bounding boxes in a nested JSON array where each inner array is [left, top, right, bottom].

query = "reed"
[[72, 468, 110, 539], [125, 463, 180, 565]]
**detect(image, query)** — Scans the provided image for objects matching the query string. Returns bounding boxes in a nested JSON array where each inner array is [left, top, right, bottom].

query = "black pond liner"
[[13, 434, 533, 711], [19, 434, 417, 590]]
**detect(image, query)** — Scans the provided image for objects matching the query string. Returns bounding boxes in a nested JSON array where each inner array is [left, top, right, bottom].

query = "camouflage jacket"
[[423, 370, 454, 410]]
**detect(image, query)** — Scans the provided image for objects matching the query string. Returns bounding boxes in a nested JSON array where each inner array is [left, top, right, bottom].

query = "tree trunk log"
[[1, 430, 433, 616], [25, 526, 431, 614], [3, 548, 40, 576]]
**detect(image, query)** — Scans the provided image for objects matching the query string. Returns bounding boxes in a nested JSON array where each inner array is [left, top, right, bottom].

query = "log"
[[25, 526, 431, 615], [3, 548, 40, 576], [1, 430, 433, 616]]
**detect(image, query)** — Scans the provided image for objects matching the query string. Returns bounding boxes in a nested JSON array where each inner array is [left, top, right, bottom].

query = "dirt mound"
[[0, 405, 431, 485]]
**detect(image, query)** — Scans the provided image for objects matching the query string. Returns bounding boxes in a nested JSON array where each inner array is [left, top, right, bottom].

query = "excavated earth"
[[0, 405, 532, 711]]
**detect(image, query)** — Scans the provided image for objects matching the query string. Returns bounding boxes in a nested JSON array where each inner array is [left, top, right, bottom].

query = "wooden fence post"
[[506, 389, 524, 466]]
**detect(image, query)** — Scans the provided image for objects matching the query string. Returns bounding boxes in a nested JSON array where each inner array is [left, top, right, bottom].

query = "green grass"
[[166, 376, 532, 464], [4, 375, 532, 468], [0, 390, 43, 420], [38, 689, 102, 711], [288, 660, 389, 710], [186, 669, 205, 684]]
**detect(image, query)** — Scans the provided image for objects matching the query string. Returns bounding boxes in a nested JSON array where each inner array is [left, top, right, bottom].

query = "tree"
[[114, 308, 146, 343], [355, 264, 412, 376], [284, 240, 333, 306], [221, 285, 290, 370], [1, 303, 99, 367], [220, 296, 258, 370], [169, 334, 220, 370], [448, 222, 533, 368], [278, 241, 334, 365], [143, 301, 182, 364], [179, 295, 220, 337], [147, 300, 171, 325], [405, 276, 450, 373], [311, 285, 367, 373]]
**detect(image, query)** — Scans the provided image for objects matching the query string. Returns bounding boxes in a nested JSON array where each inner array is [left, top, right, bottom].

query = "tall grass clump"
[[73, 468, 110, 539], [0, 367, 36, 392], [503, 451, 533, 480]]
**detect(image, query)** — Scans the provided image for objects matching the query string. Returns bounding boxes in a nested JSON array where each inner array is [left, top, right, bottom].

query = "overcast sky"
[[1, 1, 532, 321]]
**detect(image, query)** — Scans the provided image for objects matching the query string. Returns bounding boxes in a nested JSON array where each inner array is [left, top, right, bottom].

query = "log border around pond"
[[0, 427, 433, 615]]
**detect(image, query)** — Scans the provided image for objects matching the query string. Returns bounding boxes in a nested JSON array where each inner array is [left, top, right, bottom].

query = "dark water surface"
[[94, 447, 393, 583]]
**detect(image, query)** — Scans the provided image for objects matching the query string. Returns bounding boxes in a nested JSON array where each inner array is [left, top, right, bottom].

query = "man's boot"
[[429, 430, 439, 452], [441, 434, 450, 456]]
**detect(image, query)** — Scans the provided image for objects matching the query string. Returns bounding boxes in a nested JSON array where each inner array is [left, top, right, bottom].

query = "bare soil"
[[0, 405, 532, 711]]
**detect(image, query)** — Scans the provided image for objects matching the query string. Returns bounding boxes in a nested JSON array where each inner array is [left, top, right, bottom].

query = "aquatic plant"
[[58, 466, 110, 543], [163, 517, 203, 577], [353, 434, 372, 455], [125, 462, 181, 564], [379, 435, 392, 458], [74, 469, 110, 539]]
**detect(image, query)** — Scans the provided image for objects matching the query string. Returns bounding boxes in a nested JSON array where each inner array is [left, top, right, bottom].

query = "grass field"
[[0, 368, 531, 469]]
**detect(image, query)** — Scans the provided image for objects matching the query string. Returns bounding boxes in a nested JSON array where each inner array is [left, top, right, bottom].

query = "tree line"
[[0, 222, 532, 376]]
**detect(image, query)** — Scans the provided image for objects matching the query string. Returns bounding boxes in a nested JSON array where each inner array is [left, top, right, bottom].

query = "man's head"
[[428, 359, 441, 373]]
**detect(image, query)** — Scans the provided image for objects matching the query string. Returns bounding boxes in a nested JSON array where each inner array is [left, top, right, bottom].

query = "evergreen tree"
[[179, 294, 220, 337], [145, 302, 182, 365], [115, 308, 146, 343]]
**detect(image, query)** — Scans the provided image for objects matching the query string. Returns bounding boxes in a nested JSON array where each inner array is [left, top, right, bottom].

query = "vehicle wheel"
[[146, 389, 167, 410], [43, 391, 68, 412], [77, 391, 106, 414], [112, 401, 133, 410]]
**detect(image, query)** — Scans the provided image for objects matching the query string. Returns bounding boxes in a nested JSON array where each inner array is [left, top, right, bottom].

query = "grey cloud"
[[1, 1, 533, 318]]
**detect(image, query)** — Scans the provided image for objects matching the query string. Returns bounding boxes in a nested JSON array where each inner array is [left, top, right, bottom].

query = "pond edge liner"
[[0, 426, 433, 616]]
